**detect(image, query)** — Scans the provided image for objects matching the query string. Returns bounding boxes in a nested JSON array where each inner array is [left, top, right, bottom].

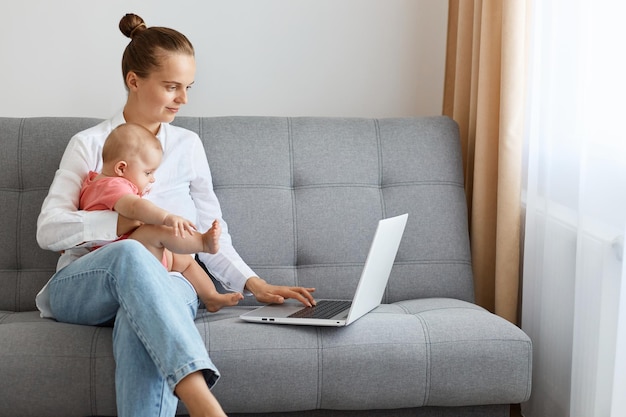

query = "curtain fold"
[[443, 0, 529, 323]]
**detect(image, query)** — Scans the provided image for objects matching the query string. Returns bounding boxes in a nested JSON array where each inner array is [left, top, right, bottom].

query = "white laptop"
[[239, 213, 408, 327]]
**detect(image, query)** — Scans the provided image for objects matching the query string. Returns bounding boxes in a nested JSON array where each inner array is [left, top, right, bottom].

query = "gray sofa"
[[0, 116, 531, 417]]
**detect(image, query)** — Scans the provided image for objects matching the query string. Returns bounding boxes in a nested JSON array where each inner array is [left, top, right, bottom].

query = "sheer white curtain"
[[521, 0, 626, 416]]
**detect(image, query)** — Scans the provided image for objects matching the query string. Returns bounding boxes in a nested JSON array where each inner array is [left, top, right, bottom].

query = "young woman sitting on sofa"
[[35, 13, 316, 417]]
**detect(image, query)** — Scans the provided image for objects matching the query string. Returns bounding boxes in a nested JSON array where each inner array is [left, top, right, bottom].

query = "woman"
[[36, 13, 315, 417]]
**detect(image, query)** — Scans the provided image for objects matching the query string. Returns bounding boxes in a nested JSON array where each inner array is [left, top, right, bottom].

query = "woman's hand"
[[245, 277, 316, 307]]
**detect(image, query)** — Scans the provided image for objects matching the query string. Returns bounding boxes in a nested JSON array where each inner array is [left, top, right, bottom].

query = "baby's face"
[[124, 147, 163, 195]]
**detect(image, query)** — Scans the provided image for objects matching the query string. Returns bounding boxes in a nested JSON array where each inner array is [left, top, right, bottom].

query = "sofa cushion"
[[0, 313, 116, 417], [0, 299, 531, 416]]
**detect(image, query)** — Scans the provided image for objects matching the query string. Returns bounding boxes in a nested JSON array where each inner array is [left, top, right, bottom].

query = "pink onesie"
[[79, 171, 168, 268]]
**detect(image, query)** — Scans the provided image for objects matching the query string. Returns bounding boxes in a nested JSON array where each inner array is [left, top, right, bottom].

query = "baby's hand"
[[163, 214, 196, 237]]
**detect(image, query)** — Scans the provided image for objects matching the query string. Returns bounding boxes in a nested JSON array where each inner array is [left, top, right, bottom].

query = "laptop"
[[239, 213, 408, 327]]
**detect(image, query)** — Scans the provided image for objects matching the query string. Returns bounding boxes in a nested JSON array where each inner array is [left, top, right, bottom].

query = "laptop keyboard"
[[288, 300, 352, 319]]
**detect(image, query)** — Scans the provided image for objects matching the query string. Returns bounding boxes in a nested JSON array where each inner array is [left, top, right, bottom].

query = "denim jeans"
[[48, 239, 219, 417]]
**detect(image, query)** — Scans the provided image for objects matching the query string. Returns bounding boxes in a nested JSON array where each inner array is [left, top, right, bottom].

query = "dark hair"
[[119, 13, 194, 87]]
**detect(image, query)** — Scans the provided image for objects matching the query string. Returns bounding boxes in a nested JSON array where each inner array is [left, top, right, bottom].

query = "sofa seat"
[[1, 298, 530, 416]]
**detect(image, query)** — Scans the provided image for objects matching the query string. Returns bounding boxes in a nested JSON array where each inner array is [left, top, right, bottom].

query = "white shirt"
[[35, 112, 256, 318]]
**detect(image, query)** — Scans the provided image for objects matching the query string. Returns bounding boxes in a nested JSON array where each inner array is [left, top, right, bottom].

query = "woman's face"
[[126, 53, 196, 132]]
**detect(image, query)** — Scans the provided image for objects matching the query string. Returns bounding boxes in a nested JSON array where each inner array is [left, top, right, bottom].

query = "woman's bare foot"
[[202, 220, 221, 254], [203, 291, 244, 312], [175, 371, 227, 417]]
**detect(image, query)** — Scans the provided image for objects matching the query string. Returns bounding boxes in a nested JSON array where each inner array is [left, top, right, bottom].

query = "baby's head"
[[102, 123, 163, 194]]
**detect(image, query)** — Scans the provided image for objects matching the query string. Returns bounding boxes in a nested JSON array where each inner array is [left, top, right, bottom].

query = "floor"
[[511, 404, 522, 417]]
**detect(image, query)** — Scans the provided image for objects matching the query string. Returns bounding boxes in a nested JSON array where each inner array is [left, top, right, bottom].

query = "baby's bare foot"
[[202, 220, 221, 254], [204, 292, 244, 313]]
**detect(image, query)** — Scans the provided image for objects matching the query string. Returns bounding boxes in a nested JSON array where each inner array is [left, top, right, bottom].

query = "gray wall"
[[0, 0, 448, 118]]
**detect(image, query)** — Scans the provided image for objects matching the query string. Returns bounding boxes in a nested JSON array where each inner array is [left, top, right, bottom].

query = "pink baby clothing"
[[79, 171, 168, 268]]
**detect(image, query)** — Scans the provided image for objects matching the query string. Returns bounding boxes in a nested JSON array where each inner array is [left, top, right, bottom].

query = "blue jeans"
[[48, 240, 220, 417]]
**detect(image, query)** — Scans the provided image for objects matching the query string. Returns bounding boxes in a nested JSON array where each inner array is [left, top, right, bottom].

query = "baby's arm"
[[114, 194, 196, 237]]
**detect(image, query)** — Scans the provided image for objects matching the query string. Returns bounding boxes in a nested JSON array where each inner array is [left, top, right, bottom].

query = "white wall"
[[0, 0, 448, 119]]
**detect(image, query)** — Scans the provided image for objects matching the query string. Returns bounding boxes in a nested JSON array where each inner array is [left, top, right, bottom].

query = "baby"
[[79, 123, 243, 311]]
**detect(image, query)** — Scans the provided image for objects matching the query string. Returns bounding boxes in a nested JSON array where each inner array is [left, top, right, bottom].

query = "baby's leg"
[[126, 226, 168, 264], [129, 224, 218, 256], [202, 220, 221, 254], [170, 253, 243, 312]]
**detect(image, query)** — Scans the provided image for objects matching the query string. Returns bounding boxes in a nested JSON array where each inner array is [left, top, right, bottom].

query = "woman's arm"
[[37, 133, 120, 251]]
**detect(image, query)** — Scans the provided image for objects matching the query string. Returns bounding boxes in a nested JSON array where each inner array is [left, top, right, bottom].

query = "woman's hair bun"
[[119, 13, 147, 39]]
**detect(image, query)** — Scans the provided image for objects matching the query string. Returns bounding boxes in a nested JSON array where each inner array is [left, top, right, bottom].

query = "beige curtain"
[[443, 0, 530, 324]]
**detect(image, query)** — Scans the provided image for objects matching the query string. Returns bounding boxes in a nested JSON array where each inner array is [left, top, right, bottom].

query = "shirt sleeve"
[[37, 132, 119, 252], [188, 136, 257, 294]]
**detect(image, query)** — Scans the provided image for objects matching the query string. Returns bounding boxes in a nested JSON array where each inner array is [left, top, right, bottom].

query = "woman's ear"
[[114, 161, 128, 176], [126, 71, 139, 91]]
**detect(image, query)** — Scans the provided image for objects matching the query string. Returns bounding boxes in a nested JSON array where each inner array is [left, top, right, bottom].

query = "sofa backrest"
[[0, 116, 474, 312]]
